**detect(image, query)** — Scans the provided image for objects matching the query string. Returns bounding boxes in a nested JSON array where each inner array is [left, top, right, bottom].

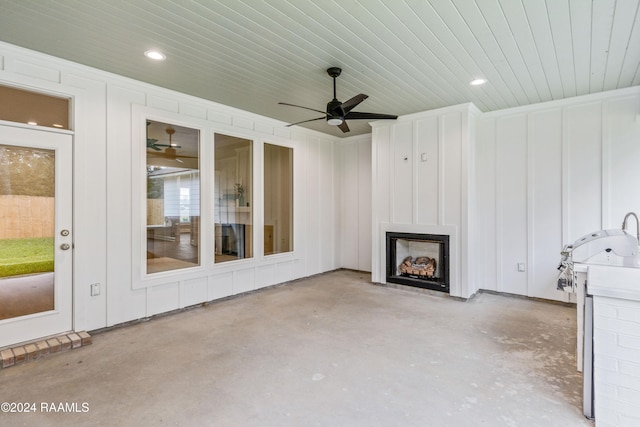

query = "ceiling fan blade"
[[280, 68, 397, 133], [147, 138, 162, 150], [344, 111, 398, 121], [338, 121, 350, 133], [340, 94, 368, 113], [285, 116, 326, 127], [279, 102, 326, 115], [148, 151, 198, 159]]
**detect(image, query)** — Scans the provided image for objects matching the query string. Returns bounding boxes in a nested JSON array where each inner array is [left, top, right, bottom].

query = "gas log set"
[[386, 232, 450, 293], [398, 256, 437, 279]]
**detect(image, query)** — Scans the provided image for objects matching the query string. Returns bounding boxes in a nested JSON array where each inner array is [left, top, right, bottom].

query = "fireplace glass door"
[[386, 232, 449, 293]]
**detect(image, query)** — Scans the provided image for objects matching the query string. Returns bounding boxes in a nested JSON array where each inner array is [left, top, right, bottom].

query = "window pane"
[[0, 145, 55, 319], [0, 85, 70, 130], [146, 120, 200, 274], [264, 143, 293, 255], [214, 134, 253, 263]]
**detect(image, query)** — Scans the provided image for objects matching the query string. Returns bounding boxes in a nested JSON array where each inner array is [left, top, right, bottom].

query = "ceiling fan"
[[146, 126, 194, 164], [279, 67, 398, 133], [146, 123, 182, 152]]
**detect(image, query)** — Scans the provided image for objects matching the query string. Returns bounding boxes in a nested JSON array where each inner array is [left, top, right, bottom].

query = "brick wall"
[[593, 295, 640, 427]]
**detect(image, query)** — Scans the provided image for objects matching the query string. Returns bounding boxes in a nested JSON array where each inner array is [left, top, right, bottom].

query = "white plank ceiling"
[[0, 0, 639, 136]]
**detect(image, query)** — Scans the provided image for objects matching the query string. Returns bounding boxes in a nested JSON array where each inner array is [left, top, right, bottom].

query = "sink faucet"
[[622, 212, 640, 241]]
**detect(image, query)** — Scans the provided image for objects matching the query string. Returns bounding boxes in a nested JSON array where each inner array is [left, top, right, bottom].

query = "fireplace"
[[386, 232, 450, 293]]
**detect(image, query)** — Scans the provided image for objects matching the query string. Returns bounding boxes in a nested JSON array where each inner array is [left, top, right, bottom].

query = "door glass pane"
[[264, 143, 293, 255], [214, 134, 253, 263], [146, 120, 200, 274], [0, 145, 55, 320], [0, 85, 70, 130]]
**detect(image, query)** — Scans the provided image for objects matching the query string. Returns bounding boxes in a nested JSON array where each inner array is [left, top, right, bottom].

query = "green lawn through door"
[[0, 237, 54, 278]]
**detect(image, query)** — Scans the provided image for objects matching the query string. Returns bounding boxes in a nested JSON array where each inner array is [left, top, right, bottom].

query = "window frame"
[[131, 108, 208, 288], [213, 132, 255, 265], [263, 141, 295, 258], [131, 106, 300, 289]]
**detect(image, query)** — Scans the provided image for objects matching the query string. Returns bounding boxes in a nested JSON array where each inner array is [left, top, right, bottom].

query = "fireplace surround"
[[386, 232, 450, 293]]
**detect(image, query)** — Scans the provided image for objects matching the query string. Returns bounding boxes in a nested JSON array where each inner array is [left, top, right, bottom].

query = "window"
[[264, 143, 293, 255], [0, 85, 69, 130], [146, 120, 200, 274], [179, 187, 191, 223], [0, 145, 55, 317], [214, 134, 253, 263]]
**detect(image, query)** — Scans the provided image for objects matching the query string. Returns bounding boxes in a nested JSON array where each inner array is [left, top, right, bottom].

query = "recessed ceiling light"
[[144, 50, 166, 61], [27, 121, 38, 125], [470, 78, 487, 86], [53, 123, 63, 128]]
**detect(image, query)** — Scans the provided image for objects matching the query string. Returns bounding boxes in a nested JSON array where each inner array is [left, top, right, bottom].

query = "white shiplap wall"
[[0, 42, 340, 333]]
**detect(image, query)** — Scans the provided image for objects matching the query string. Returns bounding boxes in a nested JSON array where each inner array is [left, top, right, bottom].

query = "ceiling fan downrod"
[[326, 67, 344, 125], [327, 67, 342, 101]]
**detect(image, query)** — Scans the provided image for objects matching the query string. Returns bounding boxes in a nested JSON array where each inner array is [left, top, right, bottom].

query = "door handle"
[[60, 243, 71, 250]]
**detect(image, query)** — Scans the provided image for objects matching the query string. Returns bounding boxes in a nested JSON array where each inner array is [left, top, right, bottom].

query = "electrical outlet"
[[517, 262, 526, 272], [90, 283, 100, 296]]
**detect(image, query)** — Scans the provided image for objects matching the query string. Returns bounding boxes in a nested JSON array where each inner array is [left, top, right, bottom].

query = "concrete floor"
[[0, 272, 53, 320], [0, 270, 593, 427]]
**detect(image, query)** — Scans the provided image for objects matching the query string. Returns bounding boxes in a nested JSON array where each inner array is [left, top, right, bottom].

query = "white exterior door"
[[0, 124, 73, 347]]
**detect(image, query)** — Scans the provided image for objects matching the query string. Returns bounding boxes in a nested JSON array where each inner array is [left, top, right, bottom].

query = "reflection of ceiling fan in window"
[[147, 126, 196, 164]]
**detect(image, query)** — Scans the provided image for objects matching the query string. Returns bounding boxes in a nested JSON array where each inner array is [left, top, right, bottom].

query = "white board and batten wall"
[[370, 104, 479, 299], [335, 134, 373, 273], [0, 41, 342, 333], [366, 84, 640, 302], [475, 86, 640, 302], [2, 40, 640, 337]]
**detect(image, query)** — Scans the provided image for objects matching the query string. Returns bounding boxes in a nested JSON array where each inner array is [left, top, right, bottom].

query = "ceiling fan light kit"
[[279, 67, 398, 133]]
